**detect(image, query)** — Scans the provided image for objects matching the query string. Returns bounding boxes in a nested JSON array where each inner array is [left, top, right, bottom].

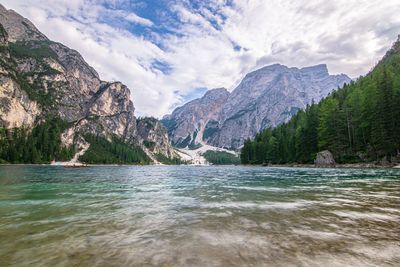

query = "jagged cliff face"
[[0, 4, 173, 162], [0, 21, 41, 128], [164, 64, 351, 150], [137, 117, 175, 157], [161, 88, 230, 148]]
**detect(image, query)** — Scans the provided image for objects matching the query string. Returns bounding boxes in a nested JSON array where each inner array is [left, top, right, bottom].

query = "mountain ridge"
[[163, 63, 351, 150], [162, 87, 230, 149]]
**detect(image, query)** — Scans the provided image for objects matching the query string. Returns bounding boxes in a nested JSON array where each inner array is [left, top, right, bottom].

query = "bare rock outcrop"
[[161, 88, 229, 148], [314, 150, 336, 167], [137, 117, 176, 158]]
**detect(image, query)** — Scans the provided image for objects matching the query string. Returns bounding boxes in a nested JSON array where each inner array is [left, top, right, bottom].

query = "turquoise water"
[[0, 165, 399, 266]]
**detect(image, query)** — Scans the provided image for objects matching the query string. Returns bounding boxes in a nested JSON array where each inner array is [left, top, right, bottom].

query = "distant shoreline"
[[1, 163, 399, 169], [0, 163, 149, 167]]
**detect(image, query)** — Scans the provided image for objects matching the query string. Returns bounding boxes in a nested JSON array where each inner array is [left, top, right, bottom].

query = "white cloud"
[[124, 13, 153, 26], [106, 9, 154, 27], [1, 0, 400, 117]]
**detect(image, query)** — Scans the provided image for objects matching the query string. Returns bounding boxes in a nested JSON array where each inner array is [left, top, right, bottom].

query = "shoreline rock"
[[314, 150, 336, 167]]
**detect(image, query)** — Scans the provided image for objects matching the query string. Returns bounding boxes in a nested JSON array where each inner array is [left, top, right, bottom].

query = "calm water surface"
[[0, 165, 399, 266]]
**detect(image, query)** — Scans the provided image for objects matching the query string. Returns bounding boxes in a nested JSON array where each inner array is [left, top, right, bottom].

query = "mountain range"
[[162, 64, 351, 150], [0, 4, 358, 165]]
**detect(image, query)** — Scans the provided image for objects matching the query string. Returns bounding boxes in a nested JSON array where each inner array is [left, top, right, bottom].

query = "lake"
[[0, 165, 399, 266]]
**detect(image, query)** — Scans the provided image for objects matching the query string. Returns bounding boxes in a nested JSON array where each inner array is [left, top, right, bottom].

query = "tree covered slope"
[[241, 37, 400, 165]]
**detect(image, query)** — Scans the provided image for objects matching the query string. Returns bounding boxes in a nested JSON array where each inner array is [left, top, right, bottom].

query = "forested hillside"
[[241, 38, 400, 165], [0, 118, 75, 164], [78, 135, 150, 165], [203, 150, 240, 165]]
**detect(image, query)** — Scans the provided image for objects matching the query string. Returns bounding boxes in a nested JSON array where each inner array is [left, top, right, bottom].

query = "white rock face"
[[161, 88, 229, 148], [61, 127, 75, 148], [164, 64, 351, 150], [0, 77, 40, 128]]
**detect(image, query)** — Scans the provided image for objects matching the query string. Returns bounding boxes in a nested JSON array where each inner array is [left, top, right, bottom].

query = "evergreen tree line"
[[241, 48, 400, 165], [155, 153, 187, 165], [0, 118, 75, 164], [79, 135, 150, 165], [203, 150, 241, 165]]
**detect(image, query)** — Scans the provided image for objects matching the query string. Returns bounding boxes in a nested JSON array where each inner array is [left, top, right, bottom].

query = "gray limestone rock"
[[314, 150, 336, 167], [208, 64, 351, 149], [137, 117, 176, 158], [161, 88, 230, 148], [165, 64, 351, 150]]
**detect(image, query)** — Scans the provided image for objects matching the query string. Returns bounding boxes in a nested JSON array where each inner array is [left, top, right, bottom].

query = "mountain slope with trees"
[[241, 37, 400, 165], [0, 4, 177, 164]]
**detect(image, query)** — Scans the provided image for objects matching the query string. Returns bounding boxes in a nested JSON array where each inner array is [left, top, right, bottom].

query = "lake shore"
[[260, 163, 400, 169], [1, 162, 400, 169]]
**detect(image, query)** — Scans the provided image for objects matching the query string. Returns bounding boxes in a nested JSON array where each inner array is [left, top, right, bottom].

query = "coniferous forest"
[[0, 118, 151, 165], [203, 150, 241, 165], [0, 118, 75, 164], [78, 135, 150, 165], [241, 40, 400, 165]]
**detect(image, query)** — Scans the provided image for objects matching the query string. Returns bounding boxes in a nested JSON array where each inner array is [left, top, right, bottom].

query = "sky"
[[1, 0, 400, 117]]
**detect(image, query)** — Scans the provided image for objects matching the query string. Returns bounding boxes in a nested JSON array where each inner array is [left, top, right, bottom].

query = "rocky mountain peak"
[[243, 63, 287, 79], [0, 4, 176, 164], [202, 87, 229, 100], [164, 63, 351, 150], [206, 63, 351, 149], [161, 88, 230, 148], [0, 4, 48, 42], [300, 64, 329, 76]]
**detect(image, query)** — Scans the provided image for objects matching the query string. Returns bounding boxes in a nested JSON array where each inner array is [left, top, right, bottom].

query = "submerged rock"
[[314, 150, 336, 167]]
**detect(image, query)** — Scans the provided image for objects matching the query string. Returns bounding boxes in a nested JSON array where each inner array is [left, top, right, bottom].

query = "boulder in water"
[[314, 150, 336, 167]]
